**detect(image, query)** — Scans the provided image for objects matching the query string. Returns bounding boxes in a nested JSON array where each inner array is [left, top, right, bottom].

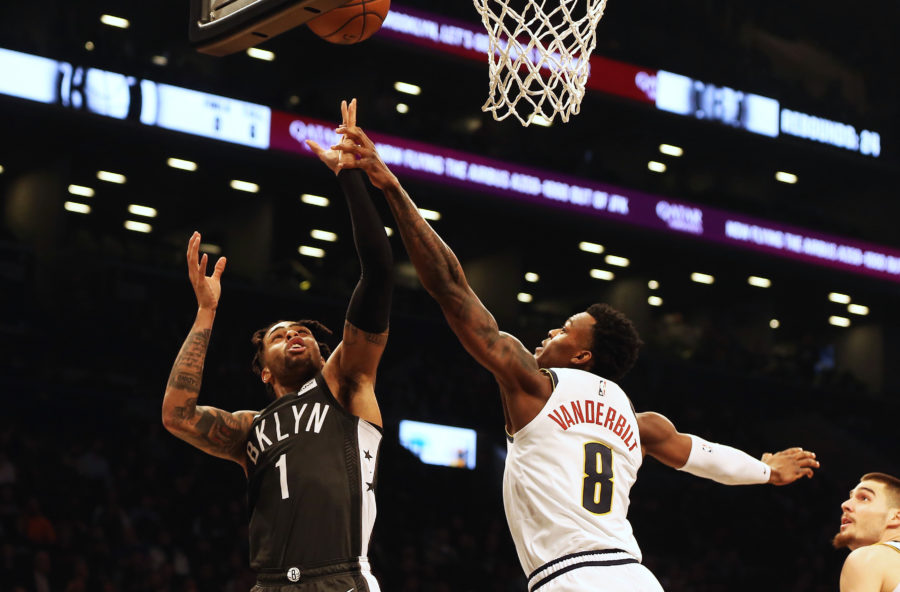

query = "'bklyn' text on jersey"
[[246, 403, 330, 464]]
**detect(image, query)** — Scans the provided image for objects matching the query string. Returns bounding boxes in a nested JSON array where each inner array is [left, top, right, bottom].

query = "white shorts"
[[529, 556, 663, 592]]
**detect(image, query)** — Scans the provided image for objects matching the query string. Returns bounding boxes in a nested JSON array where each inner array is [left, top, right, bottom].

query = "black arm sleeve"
[[338, 169, 393, 333]]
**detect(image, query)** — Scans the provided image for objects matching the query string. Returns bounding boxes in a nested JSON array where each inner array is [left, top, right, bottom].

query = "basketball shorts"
[[250, 558, 380, 592], [527, 551, 664, 592]]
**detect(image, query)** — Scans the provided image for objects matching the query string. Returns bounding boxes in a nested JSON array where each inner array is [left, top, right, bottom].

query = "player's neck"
[[272, 374, 317, 397]]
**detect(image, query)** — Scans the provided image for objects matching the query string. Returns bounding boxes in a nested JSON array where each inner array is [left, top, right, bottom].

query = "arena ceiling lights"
[[167, 157, 198, 171], [230, 179, 260, 193], [64, 202, 91, 214], [394, 82, 421, 96], [128, 204, 157, 218], [124, 220, 152, 233], [829, 315, 851, 328], [691, 272, 715, 285], [68, 184, 95, 198], [775, 171, 798, 184], [828, 292, 852, 304], [99, 14, 130, 29], [97, 170, 126, 184], [301, 194, 330, 207], [659, 144, 683, 157], [578, 241, 604, 254], [310, 229, 338, 242], [847, 304, 869, 316], [298, 245, 325, 258], [246, 48, 275, 61]]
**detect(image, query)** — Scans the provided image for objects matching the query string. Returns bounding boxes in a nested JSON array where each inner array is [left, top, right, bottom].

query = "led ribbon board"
[[1, 47, 897, 281], [379, 6, 881, 157], [273, 112, 900, 282]]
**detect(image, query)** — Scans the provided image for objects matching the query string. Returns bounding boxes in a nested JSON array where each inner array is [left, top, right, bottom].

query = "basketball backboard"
[[190, 0, 351, 56]]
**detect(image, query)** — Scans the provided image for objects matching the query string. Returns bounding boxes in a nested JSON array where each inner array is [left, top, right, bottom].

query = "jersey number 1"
[[276, 453, 290, 499], [582, 442, 614, 514]]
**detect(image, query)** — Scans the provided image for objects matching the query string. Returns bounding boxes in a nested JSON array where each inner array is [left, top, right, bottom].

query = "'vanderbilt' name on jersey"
[[245, 373, 382, 571], [503, 368, 643, 576]]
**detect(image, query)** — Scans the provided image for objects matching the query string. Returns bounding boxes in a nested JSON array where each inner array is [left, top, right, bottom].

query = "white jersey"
[[503, 368, 643, 583], [879, 541, 900, 592]]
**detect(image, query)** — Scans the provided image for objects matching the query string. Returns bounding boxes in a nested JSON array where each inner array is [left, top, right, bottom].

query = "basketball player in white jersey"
[[834, 472, 900, 592], [331, 108, 820, 591]]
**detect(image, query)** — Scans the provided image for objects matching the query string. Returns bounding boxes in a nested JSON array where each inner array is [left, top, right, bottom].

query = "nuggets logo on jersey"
[[503, 368, 643, 579]]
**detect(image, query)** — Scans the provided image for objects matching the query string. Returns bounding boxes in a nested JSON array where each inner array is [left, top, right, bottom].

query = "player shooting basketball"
[[162, 100, 391, 592], [324, 101, 820, 592]]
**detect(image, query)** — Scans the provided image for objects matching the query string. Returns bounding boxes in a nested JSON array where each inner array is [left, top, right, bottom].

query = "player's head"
[[535, 303, 642, 381], [251, 320, 333, 398], [833, 472, 900, 550]]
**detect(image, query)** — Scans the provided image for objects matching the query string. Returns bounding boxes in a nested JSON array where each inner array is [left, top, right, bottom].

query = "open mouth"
[[288, 336, 306, 353]]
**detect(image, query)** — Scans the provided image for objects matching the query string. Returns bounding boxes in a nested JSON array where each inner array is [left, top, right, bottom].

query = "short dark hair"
[[251, 320, 333, 397], [584, 303, 643, 382], [861, 472, 900, 507]]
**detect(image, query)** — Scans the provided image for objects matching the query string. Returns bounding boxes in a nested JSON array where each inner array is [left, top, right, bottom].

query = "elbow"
[[161, 403, 182, 434], [161, 411, 177, 433]]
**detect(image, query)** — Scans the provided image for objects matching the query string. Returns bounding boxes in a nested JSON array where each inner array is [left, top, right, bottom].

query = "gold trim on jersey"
[[878, 541, 900, 555], [540, 368, 558, 389]]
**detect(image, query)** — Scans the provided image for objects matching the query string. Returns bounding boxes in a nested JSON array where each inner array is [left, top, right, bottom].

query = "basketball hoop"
[[473, 0, 608, 126], [190, 0, 351, 56]]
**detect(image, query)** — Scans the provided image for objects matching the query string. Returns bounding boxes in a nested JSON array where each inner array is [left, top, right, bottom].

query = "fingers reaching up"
[[187, 232, 226, 311]]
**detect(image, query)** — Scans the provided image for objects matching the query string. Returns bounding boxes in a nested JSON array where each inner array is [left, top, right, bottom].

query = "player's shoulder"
[[845, 543, 899, 570]]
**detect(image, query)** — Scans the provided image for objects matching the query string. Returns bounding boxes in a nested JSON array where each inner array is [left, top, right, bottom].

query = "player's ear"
[[261, 367, 271, 384], [571, 350, 592, 368], [888, 506, 900, 528]]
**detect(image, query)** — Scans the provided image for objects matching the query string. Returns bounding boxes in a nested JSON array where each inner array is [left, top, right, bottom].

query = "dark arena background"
[[1, 1, 899, 590]]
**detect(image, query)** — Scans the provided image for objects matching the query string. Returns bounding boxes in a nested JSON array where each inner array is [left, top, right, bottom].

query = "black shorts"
[[251, 559, 379, 592]]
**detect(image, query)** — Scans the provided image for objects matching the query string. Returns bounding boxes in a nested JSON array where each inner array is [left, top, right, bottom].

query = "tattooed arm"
[[334, 123, 551, 432], [162, 233, 255, 468]]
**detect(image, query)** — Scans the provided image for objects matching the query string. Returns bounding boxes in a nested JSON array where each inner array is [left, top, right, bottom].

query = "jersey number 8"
[[582, 442, 614, 514]]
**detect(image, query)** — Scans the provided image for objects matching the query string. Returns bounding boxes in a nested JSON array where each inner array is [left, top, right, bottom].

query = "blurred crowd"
[[1, 236, 897, 592]]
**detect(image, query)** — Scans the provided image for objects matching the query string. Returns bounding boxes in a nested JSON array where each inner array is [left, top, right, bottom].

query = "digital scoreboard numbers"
[[139, 82, 270, 148], [656, 70, 780, 137], [655, 70, 880, 157]]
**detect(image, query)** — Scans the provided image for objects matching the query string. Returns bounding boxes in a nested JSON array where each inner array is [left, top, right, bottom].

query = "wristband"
[[677, 434, 771, 485]]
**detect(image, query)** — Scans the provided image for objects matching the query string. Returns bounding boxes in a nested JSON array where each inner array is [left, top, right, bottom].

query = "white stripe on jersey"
[[357, 420, 382, 556], [503, 368, 643, 576], [359, 557, 382, 592]]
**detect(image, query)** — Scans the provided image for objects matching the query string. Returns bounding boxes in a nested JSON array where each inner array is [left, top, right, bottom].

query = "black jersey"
[[245, 373, 382, 571]]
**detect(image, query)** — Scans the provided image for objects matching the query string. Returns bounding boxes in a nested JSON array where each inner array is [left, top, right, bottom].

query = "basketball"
[[307, 0, 390, 45]]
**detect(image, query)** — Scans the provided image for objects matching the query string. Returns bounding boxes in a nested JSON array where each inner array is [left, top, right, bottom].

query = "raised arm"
[[332, 118, 550, 431], [162, 232, 255, 469], [637, 411, 819, 485], [306, 100, 392, 427]]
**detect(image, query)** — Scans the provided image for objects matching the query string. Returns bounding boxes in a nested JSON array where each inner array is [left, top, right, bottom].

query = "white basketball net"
[[473, 0, 608, 126]]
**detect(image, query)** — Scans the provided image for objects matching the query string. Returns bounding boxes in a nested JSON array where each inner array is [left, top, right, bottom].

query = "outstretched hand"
[[187, 231, 226, 311], [306, 98, 359, 175], [331, 116, 398, 190], [762, 447, 819, 485]]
